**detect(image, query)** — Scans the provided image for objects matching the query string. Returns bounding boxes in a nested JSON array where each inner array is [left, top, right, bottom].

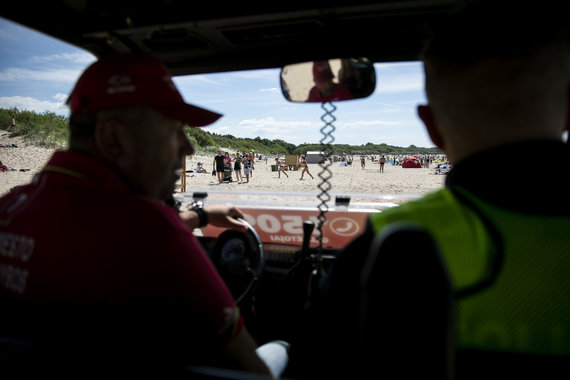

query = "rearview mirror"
[[280, 58, 375, 103]]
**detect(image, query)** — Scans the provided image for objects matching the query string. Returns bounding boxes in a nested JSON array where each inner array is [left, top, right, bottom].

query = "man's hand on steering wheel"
[[205, 203, 248, 231], [180, 202, 248, 231]]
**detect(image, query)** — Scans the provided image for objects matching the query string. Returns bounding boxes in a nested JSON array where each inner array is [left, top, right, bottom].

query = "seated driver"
[[0, 52, 278, 377]]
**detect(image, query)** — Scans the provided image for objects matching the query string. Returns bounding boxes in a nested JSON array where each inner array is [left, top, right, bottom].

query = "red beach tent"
[[402, 156, 422, 168]]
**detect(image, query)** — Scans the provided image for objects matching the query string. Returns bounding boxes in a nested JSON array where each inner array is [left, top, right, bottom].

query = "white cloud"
[[29, 52, 96, 65], [203, 117, 322, 144], [260, 87, 280, 94], [0, 95, 68, 115], [0, 67, 83, 83], [204, 125, 232, 135], [230, 69, 278, 81], [202, 115, 433, 147], [174, 75, 222, 87], [53, 93, 69, 102], [238, 117, 317, 134]]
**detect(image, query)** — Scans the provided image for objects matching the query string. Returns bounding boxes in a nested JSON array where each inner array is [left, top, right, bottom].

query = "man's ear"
[[417, 104, 445, 151], [94, 119, 134, 162]]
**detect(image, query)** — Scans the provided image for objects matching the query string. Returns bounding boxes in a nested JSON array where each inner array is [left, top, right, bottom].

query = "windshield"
[[0, 16, 446, 205]]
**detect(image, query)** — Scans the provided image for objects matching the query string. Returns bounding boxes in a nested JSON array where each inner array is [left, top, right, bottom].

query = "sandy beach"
[[1, 130, 447, 202], [1, 131, 55, 196]]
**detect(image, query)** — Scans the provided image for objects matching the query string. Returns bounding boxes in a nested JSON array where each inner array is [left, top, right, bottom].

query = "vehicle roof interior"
[[1, 0, 469, 75]]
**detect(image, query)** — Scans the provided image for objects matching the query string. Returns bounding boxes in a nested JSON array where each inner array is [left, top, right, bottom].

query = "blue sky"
[[0, 16, 433, 148]]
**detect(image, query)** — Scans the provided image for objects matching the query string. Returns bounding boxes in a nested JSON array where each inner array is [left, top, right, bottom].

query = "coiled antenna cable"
[[316, 101, 336, 260]]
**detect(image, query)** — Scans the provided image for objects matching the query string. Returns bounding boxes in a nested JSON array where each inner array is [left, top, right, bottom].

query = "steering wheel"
[[210, 218, 264, 306]]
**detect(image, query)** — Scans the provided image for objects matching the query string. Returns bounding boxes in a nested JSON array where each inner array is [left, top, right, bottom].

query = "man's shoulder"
[[371, 189, 454, 224]]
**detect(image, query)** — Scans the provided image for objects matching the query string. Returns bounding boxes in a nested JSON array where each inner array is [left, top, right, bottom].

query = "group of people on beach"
[[208, 150, 445, 181], [376, 154, 445, 168], [211, 150, 256, 184], [360, 154, 387, 172], [356, 154, 448, 172], [275, 156, 314, 180], [208, 151, 314, 182]]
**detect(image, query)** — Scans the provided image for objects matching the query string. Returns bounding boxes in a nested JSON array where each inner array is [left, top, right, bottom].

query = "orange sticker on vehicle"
[[200, 207, 376, 249]]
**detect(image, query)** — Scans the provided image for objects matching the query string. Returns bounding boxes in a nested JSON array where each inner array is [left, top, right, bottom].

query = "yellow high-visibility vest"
[[369, 187, 570, 355]]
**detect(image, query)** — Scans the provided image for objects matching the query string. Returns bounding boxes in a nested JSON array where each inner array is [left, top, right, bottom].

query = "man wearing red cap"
[[0, 53, 276, 376], [307, 60, 353, 102]]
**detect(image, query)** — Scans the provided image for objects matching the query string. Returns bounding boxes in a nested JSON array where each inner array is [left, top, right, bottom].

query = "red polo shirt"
[[0, 151, 243, 366]]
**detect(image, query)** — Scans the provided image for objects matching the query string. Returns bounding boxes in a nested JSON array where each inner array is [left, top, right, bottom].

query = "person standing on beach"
[[224, 152, 232, 180], [299, 156, 313, 180], [0, 52, 279, 377], [213, 150, 225, 183], [276, 157, 289, 178], [360, 155, 365, 169], [291, 3, 570, 378], [379, 155, 386, 172], [242, 153, 251, 183], [234, 152, 243, 183], [248, 151, 255, 177]]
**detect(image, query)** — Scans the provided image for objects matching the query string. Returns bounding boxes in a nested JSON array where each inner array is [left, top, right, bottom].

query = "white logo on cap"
[[107, 75, 135, 94]]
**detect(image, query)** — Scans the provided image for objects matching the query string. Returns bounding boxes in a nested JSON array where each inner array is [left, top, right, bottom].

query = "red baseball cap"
[[67, 52, 222, 127]]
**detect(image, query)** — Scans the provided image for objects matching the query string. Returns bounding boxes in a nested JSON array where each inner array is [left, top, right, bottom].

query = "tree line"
[[1, 107, 440, 155]]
